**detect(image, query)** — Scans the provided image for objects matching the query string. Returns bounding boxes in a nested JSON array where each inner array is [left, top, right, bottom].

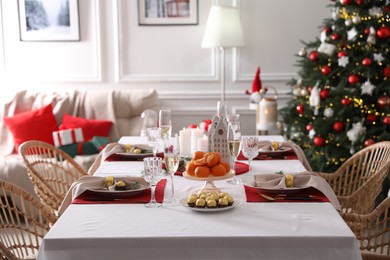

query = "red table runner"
[[244, 185, 330, 203], [72, 179, 166, 204]]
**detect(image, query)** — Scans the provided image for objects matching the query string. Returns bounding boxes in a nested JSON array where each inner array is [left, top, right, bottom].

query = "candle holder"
[[256, 86, 278, 135]]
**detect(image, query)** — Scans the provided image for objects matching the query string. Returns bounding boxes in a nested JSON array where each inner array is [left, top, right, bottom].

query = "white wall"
[[0, 0, 329, 135]]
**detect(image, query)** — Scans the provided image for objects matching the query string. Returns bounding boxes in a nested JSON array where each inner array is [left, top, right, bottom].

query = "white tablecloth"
[[37, 136, 362, 260]]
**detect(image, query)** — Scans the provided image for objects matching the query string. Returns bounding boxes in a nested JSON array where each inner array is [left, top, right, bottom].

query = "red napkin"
[[105, 152, 164, 161], [237, 150, 298, 161], [72, 179, 166, 204], [174, 161, 249, 176], [244, 185, 329, 203]]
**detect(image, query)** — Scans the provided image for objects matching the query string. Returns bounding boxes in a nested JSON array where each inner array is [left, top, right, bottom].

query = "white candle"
[[191, 128, 204, 154], [197, 135, 208, 152], [179, 128, 191, 156], [258, 98, 277, 131]]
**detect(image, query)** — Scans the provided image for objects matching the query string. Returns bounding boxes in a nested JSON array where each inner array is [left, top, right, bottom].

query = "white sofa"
[[0, 89, 159, 196]]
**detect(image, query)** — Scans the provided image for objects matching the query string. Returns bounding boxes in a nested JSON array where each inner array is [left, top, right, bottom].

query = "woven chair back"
[[0, 180, 57, 260], [19, 140, 87, 215]]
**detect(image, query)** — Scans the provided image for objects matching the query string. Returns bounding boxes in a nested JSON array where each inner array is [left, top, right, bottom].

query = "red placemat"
[[105, 152, 164, 161], [244, 185, 329, 203], [237, 150, 298, 161], [72, 179, 166, 204], [174, 161, 249, 176]]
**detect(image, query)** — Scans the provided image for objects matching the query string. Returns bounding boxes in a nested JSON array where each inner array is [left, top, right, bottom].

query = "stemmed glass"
[[226, 115, 242, 185], [158, 110, 172, 151], [143, 157, 164, 208], [163, 134, 180, 206], [146, 127, 162, 157], [241, 136, 259, 181]]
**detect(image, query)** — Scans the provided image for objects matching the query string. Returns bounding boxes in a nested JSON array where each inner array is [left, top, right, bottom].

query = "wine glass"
[[146, 127, 162, 157], [226, 115, 242, 185], [143, 157, 164, 208], [158, 109, 172, 151], [241, 136, 259, 181], [163, 134, 180, 206]]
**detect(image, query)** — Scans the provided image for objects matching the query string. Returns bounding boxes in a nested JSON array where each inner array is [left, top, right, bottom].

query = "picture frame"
[[138, 0, 198, 26], [18, 0, 80, 42]]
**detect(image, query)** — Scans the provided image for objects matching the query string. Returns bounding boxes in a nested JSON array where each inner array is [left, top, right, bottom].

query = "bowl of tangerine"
[[183, 151, 233, 181]]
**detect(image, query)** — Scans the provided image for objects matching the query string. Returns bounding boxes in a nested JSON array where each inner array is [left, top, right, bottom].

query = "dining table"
[[37, 135, 362, 260]]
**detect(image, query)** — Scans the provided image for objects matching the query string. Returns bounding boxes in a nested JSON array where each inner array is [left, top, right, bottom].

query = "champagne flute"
[[226, 115, 242, 185], [159, 109, 172, 151], [163, 134, 180, 206], [146, 127, 162, 157], [241, 136, 259, 181], [143, 157, 163, 208]]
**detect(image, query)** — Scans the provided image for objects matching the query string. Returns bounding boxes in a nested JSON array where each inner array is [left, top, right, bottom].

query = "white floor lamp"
[[201, 5, 245, 114]]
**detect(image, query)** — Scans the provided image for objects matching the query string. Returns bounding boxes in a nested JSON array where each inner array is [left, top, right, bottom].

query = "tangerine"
[[186, 162, 196, 176], [193, 158, 206, 166], [204, 152, 219, 167], [213, 152, 222, 163], [221, 161, 231, 173], [194, 166, 211, 178], [211, 163, 227, 177], [193, 151, 205, 160]]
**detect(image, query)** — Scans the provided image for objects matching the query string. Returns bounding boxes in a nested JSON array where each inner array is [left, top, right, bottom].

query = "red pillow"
[[3, 104, 58, 152], [59, 114, 112, 140]]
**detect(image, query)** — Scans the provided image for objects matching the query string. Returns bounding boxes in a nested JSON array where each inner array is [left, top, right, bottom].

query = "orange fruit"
[[195, 166, 211, 178], [193, 151, 205, 160], [213, 152, 222, 163], [211, 163, 227, 177], [204, 152, 219, 167], [221, 161, 231, 173], [193, 158, 206, 166], [186, 162, 196, 176]]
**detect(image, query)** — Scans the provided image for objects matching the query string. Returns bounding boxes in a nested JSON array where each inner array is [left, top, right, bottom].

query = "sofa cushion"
[[3, 104, 58, 152], [59, 114, 112, 140]]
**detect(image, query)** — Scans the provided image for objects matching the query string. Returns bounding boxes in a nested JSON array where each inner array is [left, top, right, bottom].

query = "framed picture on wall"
[[138, 0, 198, 26], [18, 0, 80, 41]]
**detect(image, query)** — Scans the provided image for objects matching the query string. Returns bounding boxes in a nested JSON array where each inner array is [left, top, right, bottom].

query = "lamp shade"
[[201, 6, 245, 48]]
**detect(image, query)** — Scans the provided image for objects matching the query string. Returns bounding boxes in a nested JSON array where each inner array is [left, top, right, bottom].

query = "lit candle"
[[179, 128, 191, 156], [197, 135, 208, 152], [258, 98, 277, 131], [191, 128, 204, 154]]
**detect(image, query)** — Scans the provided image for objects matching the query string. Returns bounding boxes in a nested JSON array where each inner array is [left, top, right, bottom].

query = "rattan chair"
[[19, 140, 88, 215], [0, 180, 57, 260], [342, 196, 390, 260], [317, 141, 390, 214]]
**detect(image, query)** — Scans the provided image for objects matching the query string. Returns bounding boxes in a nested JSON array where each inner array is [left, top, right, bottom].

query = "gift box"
[[91, 136, 120, 152], [53, 128, 84, 147], [59, 142, 98, 158]]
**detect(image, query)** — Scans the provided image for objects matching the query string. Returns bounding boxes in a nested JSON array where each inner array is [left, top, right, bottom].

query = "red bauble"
[[342, 0, 353, 4], [323, 27, 332, 34], [309, 51, 319, 61], [364, 139, 375, 147], [341, 98, 351, 106], [313, 136, 325, 147], [362, 58, 372, 66], [348, 74, 360, 84], [378, 95, 390, 109], [356, 0, 362, 5], [338, 51, 348, 58], [333, 121, 345, 132], [296, 104, 304, 114], [364, 28, 370, 35], [366, 114, 378, 122], [384, 66, 390, 78], [307, 85, 313, 92], [306, 124, 313, 131], [331, 33, 340, 40], [321, 66, 331, 76], [384, 117, 390, 125], [377, 27, 390, 39], [320, 89, 330, 100]]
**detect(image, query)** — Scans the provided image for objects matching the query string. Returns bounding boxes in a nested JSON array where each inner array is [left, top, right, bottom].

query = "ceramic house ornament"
[[208, 116, 230, 163]]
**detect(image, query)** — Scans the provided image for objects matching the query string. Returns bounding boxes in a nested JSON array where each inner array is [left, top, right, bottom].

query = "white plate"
[[179, 198, 239, 212], [182, 171, 234, 181], [245, 184, 310, 194], [89, 183, 148, 198]]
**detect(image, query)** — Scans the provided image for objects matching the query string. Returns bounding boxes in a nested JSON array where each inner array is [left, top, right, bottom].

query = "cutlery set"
[[258, 192, 323, 202]]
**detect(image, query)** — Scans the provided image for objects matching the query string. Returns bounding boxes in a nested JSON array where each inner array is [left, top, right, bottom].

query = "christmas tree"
[[281, 0, 390, 173]]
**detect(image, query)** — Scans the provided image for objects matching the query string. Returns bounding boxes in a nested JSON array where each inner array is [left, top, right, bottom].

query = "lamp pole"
[[220, 46, 225, 103]]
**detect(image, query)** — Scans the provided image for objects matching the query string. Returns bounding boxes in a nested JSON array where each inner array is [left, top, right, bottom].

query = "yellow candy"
[[124, 144, 132, 153], [285, 174, 294, 187], [133, 148, 142, 154], [105, 176, 114, 187]]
